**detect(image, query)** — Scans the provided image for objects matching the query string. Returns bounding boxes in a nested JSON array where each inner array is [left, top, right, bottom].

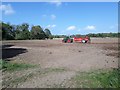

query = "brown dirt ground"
[[2, 38, 119, 88]]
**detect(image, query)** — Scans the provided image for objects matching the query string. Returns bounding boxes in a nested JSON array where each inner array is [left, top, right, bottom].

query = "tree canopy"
[[31, 25, 46, 39], [1, 22, 52, 40]]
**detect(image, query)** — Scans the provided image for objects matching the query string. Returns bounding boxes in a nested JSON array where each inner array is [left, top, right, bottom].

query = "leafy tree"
[[14, 25, 22, 40], [44, 28, 52, 39], [15, 23, 30, 40], [20, 23, 30, 40], [31, 25, 46, 39], [1, 22, 15, 40], [0, 23, 2, 40], [49, 35, 53, 39]]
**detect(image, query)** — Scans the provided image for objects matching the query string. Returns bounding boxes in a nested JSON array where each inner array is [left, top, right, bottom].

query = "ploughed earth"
[[2, 38, 119, 88]]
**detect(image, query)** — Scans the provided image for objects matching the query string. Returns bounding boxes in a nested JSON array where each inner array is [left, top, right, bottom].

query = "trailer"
[[74, 36, 91, 43]]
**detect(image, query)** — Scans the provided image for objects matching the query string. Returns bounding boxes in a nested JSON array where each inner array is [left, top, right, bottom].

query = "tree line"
[[1, 22, 53, 40], [86, 33, 120, 38], [0, 22, 119, 40], [52, 33, 120, 38]]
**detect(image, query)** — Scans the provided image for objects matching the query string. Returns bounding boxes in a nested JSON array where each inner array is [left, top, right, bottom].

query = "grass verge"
[[70, 68, 119, 88], [0, 59, 36, 72]]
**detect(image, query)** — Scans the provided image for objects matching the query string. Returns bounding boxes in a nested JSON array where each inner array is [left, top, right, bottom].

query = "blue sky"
[[1, 2, 118, 35]]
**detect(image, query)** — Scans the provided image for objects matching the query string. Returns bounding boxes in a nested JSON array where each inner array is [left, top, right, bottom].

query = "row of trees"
[[1, 22, 52, 40], [1, 22, 119, 40], [52, 33, 120, 38], [53, 33, 120, 38], [86, 33, 120, 38]]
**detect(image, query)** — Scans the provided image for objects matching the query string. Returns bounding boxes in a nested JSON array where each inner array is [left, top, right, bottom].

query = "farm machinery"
[[62, 36, 73, 43], [62, 36, 90, 43], [74, 36, 91, 43]]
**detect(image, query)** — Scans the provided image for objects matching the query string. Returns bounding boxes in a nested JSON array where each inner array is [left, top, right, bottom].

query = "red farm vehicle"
[[74, 36, 91, 43], [62, 36, 90, 43]]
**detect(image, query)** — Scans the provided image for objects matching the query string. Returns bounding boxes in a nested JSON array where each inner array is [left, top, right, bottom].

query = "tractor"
[[62, 36, 73, 43]]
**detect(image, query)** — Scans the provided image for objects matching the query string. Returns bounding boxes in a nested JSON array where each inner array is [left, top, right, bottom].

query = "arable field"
[[2, 38, 119, 88]]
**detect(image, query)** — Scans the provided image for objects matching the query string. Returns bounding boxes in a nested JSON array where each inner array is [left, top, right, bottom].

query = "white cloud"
[[51, 14, 56, 20], [66, 26, 76, 30], [50, 0, 62, 7], [84, 25, 96, 30], [46, 24, 56, 29], [51, 24, 56, 28], [0, 4, 15, 15]]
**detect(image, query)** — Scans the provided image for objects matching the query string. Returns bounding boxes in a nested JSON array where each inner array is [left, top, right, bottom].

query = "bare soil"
[[2, 38, 118, 88]]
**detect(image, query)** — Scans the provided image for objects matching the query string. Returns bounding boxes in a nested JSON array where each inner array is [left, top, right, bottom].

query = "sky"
[[0, 2, 118, 35]]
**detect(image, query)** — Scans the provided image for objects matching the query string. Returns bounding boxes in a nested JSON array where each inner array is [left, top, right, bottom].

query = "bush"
[[49, 35, 53, 39]]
